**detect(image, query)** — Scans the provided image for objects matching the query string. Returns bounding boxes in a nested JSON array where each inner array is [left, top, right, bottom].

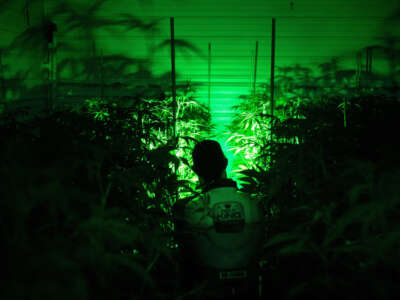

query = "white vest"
[[183, 186, 264, 270]]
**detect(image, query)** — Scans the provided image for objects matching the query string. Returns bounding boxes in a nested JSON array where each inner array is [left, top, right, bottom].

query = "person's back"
[[184, 181, 264, 269], [173, 140, 265, 299]]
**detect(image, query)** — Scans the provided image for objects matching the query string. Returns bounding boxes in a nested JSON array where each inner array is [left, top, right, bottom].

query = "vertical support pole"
[[253, 41, 259, 96], [49, 38, 54, 110], [47, 41, 51, 112], [170, 17, 178, 205], [92, 39, 97, 81], [343, 96, 347, 128], [366, 47, 372, 74], [25, 2, 31, 27], [44, 20, 57, 114], [49, 29, 57, 109], [0, 50, 6, 114], [356, 51, 361, 91], [369, 49, 372, 74], [270, 18, 276, 138], [100, 48, 104, 101], [208, 42, 211, 109], [53, 33, 57, 106], [0, 51, 4, 98], [43, 1, 51, 114], [365, 47, 372, 90], [170, 17, 177, 140], [386, 37, 397, 93]]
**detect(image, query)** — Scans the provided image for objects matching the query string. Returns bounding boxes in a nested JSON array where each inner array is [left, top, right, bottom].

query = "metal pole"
[[53, 34, 57, 106], [356, 51, 362, 91], [100, 48, 104, 101], [270, 18, 276, 137], [366, 48, 371, 74], [47, 42, 51, 112], [208, 42, 211, 109], [343, 96, 347, 128], [170, 17, 179, 205], [48, 29, 57, 110], [25, 2, 31, 27], [50, 40, 54, 110], [0, 50, 6, 114], [253, 41, 259, 96], [45, 25, 57, 114], [0, 51, 4, 98], [43, 1, 53, 114], [170, 17, 177, 139], [368, 47, 373, 74]]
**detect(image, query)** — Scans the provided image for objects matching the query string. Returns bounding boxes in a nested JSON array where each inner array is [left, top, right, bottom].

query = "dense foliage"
[[229, 86, 400, 299], [1, 2, 399, 297], [0, 82, 214, 300]]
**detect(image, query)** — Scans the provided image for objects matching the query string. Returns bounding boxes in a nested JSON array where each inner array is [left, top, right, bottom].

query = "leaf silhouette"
[[117, 14, 164, 33], [154, 39, 207, 60], [7, 16, 55, 56]]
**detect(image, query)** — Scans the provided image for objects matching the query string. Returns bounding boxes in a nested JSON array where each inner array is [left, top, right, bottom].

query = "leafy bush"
[[0, 81, 214, 300], [233, 87, 400, 299]]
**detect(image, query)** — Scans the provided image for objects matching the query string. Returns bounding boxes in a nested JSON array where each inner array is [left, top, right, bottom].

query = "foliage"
[[230, 85, 400, 299], [1, 3, 400, 297], [0, 79, 213, 300]]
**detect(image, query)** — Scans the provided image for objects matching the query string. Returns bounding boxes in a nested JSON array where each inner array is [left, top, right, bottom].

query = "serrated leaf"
[[238, 169, 260, 178], [234, 147, 242, 155], [226, 135, 235, 143], [178, 156, 190, 167], [239, 176, 257, 186]]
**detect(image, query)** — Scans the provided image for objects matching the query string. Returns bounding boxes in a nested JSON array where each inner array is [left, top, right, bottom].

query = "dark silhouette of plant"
[[7, 15, 54, 59], [0, 82, 213, 299], [234, 87, 400, 299], [154, 38, 208, 61], [224, 35, 400, 296]]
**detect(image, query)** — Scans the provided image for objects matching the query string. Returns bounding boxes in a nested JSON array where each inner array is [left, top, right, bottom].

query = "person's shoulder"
[[185, 196, 207, 213], [173, 193, 204, 213]]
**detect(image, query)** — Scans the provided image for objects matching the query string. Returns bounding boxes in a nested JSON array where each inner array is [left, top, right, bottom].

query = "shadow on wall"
[[0, 0, 399, 112], [0, 0, 207, 106]]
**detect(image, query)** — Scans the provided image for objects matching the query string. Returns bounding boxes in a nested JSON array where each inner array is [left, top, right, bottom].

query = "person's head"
[[192, 140, 228, 184]]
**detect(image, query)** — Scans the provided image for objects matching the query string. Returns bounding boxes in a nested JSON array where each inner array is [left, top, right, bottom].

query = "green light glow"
[[1, 1, 397, 198]]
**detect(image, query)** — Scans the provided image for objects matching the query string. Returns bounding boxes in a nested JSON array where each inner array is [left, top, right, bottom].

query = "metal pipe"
[[170, 17, 179, 205], [270, 18, 276, 145], [170, 17, 177, 139], [356, 51, 362, 91], [0, 50, 6, 113], [100, 48, 104, 101], [253, 41, 259, 96], [270, 18, 276, 120], [208, 42, 211, 109], [367, 47, 372, 74]]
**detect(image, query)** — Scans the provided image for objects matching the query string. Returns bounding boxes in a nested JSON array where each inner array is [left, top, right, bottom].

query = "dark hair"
[[192, 140, 228, 182]]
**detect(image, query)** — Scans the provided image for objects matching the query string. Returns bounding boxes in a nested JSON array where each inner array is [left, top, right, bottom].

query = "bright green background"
[[0, 0, 399, 180]]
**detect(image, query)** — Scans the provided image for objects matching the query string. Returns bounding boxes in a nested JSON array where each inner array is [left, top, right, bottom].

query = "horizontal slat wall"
[[96, 0, 397, 18], [1, 0, 398, 127]]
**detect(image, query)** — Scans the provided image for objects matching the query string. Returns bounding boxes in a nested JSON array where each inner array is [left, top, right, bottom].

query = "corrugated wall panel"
[[0, 0, 398, 131]]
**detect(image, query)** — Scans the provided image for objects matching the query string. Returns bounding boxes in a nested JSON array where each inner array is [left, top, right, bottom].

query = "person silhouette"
[[173, 140, 265, 300]]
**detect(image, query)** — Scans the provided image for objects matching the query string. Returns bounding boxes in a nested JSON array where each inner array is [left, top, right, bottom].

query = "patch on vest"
[[212, 202, 245, 233]]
